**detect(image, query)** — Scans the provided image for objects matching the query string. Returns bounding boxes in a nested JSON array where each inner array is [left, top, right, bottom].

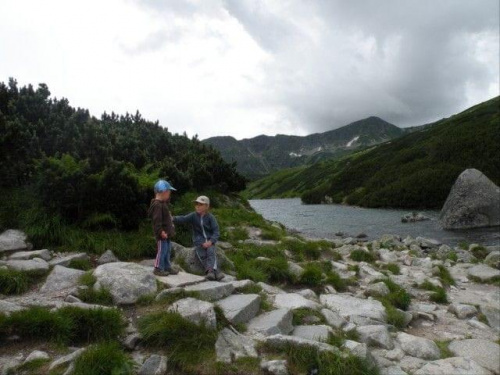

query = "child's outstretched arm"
[[173, 212, 194, 225]]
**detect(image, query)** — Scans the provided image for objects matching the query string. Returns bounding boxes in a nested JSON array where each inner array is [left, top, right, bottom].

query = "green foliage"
[[375, 278, 412, 311], [471, 245, 489, 260], [215, 357, 261, 375], [73, 342, 133, 375], [77, 287, 114, 306], [68, 258, 93, 271], [325, 270, 349, 292], [262, 342, 378, 375], [419, 280, 449, 304], [15, 358, 50, 373], [383, 302, 408, 330], [138, 311, 217, 370], [299, 263, 323, 287], [281, 238, 327, 260], [446, 251, 458, 262], [292, 308, 326, 326], [0, 268, 30, 295], [435, 340, 453, 359], [258, 257, 295, 284], [383, 263, 401, 275], [79, 271, 97, 287], [237, 283, 263, 294], [246, 96, 500, 209], [350, 249, 376, 263], [1, 306, 124, 344], [435, 265, 455, 286]]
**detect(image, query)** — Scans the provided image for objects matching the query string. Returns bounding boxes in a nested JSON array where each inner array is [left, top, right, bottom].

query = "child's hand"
[[202, 240, 212, 249], [161, 231, 168, 239]]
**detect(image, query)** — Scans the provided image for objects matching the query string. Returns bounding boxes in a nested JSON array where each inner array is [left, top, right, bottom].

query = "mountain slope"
[[245, 96, 500, 209], [204, 117, 404, 179]]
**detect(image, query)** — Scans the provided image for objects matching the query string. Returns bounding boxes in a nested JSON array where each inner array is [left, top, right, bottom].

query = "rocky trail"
[[1, 227, 499, 375]]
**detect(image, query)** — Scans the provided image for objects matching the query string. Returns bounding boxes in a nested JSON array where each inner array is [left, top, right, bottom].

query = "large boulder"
[[216, 294, 261, 324], [414, 357, 491, 375], [439, 169, 500, 229], [93, 262, 157, 304], [448, 339, 500, 374], [320, 294, 386, 323], [215, 328, 258, 363], [396, 332, 440, 360], [167, 297, 217, 329], [171, 241, 234, 274], [40, 265, 85, 293], [0, 229, 29, 253], [468, 264, 500, 283], [183, 281, 234, 301], [247, 309, 293, 337]]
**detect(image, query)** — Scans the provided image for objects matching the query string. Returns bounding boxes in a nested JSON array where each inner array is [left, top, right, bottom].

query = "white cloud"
[[0, 0, 498, 140]]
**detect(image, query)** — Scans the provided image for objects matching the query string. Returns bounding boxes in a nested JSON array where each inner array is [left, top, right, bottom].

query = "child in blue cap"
[[148, 179, 178, 276]]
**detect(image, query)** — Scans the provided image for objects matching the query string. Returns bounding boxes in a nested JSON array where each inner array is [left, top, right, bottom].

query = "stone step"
[[155, 271, 206, 288], [273, 293, 321, 310], [292, 325, 333, 342], [8, 249, 51, 261], [216, 294, 261, 324], [247, 308, 293, 337], [167, 297, 216, 329], [183, 281, 235, 301]]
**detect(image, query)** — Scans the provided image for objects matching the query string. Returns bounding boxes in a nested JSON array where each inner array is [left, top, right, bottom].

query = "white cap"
[[194, 195, 210, 205]]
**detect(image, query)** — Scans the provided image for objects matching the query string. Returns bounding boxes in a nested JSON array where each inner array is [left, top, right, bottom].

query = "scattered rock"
[[97, 249, 119, 265], [468, 264, 500, 282], [0, 300, 24, 315], [320, 308, 347, 329], [260, 359, 289, 375], [0, 229, 29, 253], [167, 297, 217, 329], [122, 333, 141, 350], [230, 279, 256, 291], [416, 237, 441, 248], [480, 305, 500, 332], [287, 261, 304, 278], [216, 294, 261, 324], [8, 249, 51, 261], [396, 332, 440, 360], [448, 339, 500, 374], [344, 340, 375, 366], [448, 303, 477, 319], [292, 325, 332, 342], [402, 213, 430, 223], [49, 253, 89, 267], [215, 328, 258, 363], [155, 271, 205, 288], [273, 293, 321, 310], [24, 350, 50, 363], [263, 334, 339, 353], [1, 258, 49, 274], [184, 281, 234, 301], [93, 262, 157, 304], [40, 265, 85, 293], [439, 168, 500, 229], [247, 309, 293, 337], [320, 294, 387, 322], [171, 241, 234, 274], [139, 354, 167, 375], [357, 325, 394, 350], [414, 357, 491, 375], [49, 348, 85, 371], [485, 251, 500, 269], [366, 282, 390, 297], [257, 282, 286, 295]]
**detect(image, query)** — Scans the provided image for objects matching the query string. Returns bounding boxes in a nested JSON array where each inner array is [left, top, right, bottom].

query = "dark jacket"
[[148, 199, 175, 241], [173, 212, 219, 246]]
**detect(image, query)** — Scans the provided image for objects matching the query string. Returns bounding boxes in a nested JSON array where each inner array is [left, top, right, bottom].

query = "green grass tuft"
[[375, 278, 412, 311], [68, 258, 93, 271], [0, 268, 30, 295], [73, 342, 133, 375], [138, 311, 217, 371], [325, 270, 349, 292], [435, 340, 453, 359], [292, 308, 326, 326], [350, 249, 376, 263], [299, 263, 323, 287], [435, 265, 455, 286], [470, 246, 489, 260]]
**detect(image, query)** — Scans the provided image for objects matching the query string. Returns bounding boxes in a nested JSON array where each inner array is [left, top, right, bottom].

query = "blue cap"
[[154, 180, 177, 193]]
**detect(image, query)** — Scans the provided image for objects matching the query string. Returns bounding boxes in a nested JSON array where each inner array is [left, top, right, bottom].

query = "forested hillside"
[[246, 96, 500, 209], [0, 78, 245, 231]]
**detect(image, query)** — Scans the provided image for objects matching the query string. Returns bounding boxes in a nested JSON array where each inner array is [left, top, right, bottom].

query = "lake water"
[[249, 198, 500, 247]]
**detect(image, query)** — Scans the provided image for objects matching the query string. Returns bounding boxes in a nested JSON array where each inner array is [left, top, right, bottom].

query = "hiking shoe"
[[206, 271, 216, 281], [166, 267, 179, 275], [215, 271, 225, 281], [153, 268, 169, 277]]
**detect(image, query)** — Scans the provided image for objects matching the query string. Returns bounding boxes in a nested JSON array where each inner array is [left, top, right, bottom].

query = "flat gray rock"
[[93, 262, 157, 304], [320, 294, 386, 322], [485, 251, 500, 269], [155, 271, 205, 288], [357, 325, 394, 349], [263, 334, 339, 353], [321, 308, 347, 329], [8, 249, 51, 261], [448, 303, 478, 319], [216, 294, 261, 324], [257, 282, 285, 295], [414, 357, 491, 375], [49, 348, 85, 371], [49, 253, 89, 267], [2, 258, 49, 274], [215, 328, 258, 363], [167, 297, 216, 329], [247, 308, 293, 337], [397, 332, 440, 360], [260, 359, 289, 375], [273, 293, 321, 310], [481, 305, 500, 332], [40, 265, 85, 293], [449, 339, 500, 374], [292, 325, 332, 342], [440, 168, 500, 229], [0, 300, 24, 315], [0, 229, 29, 252], [230, 279, 256, 291], [468, 264, 500, 282], [97, 249, 119, 265], [24, 350, 50, 363], [184, 281, 234, 301], [138, 354, 167, 375]]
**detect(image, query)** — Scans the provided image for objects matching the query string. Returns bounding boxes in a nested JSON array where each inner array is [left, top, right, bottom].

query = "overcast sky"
[[1, 0, 498, 140]]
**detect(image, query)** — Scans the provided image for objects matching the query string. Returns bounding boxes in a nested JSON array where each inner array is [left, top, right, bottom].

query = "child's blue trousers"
[[155, 239, 171, 271]]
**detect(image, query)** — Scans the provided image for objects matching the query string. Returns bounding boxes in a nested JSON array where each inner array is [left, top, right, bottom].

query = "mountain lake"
[[249, 198, 500, 246]]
